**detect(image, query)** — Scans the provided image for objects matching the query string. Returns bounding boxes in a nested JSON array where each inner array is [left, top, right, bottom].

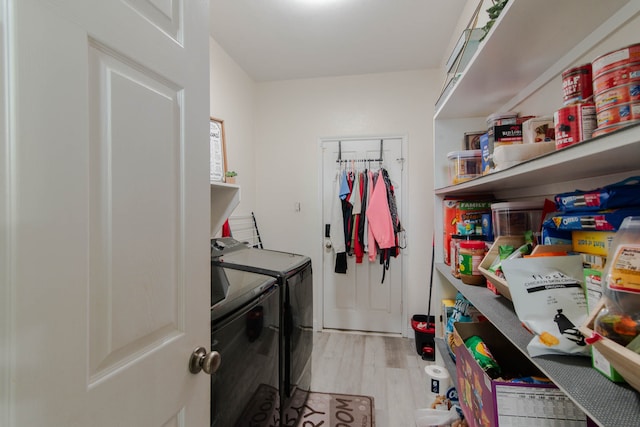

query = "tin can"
[[593, 61, 640, 94], [593, 43, 640, 77], [592, 120, 640, 138], [554, 103, 597, 150], [562, 64, 593, 105], [595, 83, 640, 110], [596, 102, 640, 128]]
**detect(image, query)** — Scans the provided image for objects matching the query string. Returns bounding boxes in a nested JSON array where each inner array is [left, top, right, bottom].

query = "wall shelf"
[[210, 182, 240, 237], [436, 263, 640, 427], [432, 0, 640, 425]]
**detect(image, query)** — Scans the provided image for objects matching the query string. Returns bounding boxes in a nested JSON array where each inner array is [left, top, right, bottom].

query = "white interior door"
[[321, 138, 404, 334], [2, 0, 211, 426]]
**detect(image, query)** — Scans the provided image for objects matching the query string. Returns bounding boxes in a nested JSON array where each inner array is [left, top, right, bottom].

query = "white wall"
[[253, 70, 441, 335], [209, 38, 257, 216]]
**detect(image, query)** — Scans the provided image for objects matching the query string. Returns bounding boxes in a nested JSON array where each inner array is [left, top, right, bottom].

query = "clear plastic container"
[[491, 201, 543, 239], [447, 150, 481, 184], [486, 111, 518, 127]]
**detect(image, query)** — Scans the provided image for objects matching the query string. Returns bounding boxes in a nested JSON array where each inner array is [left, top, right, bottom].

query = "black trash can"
[[411, 314, 436, 361]]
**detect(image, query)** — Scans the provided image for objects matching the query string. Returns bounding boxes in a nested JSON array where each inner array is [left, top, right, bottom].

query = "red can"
[[554, 103, 597, 150], [593, 43, 640, 77], [596, 102, 640, 128], [593, 61, 640, 94], [595, 83, 640, 110], [562, 64, 593, 105]]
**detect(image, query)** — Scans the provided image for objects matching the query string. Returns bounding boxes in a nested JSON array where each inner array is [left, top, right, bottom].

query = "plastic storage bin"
[[491, 201, 543, 239], [447, 150, 481, 184]]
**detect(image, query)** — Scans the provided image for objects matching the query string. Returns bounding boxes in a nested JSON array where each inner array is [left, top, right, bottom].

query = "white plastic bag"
[[414, 407, 460, 427], [502, 255, 590, 357]]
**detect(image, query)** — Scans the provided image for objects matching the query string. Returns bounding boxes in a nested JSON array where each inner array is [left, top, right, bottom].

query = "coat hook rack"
[[335, 139, 385, 164]]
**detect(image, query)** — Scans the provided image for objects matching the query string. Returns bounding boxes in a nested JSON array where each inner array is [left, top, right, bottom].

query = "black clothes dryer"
[[211, 238, 313, 427]]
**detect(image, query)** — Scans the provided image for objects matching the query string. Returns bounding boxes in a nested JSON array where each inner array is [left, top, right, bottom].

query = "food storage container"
[[447, 150, 481, 185]]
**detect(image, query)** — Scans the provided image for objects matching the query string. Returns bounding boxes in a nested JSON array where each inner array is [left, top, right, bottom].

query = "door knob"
[[325, 240, 332, 249], [189, 346, 221, 375]]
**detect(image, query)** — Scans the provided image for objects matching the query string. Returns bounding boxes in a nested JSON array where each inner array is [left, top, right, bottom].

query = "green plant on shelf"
[[225, 171, 237, 177], [480, 0, 508, 41]]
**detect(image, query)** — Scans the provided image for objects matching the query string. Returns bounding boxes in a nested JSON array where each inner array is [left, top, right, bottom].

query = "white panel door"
[[321, 138, 404, 334], [2, 0, 211, 426]]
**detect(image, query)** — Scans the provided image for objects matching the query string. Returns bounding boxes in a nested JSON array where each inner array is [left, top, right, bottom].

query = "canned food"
[[594, 83, 640, 110], [562, 64, 593, 105], [554, 103, 597, 149], [596, 102, 640, 127], [593, 43, 640, 77], [592, 120, 640, 138], [593, 61, 640, 94]]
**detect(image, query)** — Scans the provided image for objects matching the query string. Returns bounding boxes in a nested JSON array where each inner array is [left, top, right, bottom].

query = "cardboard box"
[[580, 253, 607, 269], [454, 322, 588, 427], [480, 132, 492, 175], [572, 230, 616, 256], [443, 198, 492, 265], [492, 124, 523, 144]]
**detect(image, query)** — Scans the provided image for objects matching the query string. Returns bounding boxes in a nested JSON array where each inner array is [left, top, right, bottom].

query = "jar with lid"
[[450, 235, 464, 278], [459, 240, 487, 286]]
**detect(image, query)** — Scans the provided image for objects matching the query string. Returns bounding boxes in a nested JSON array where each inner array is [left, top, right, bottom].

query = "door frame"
[[1, 0, 11, 421], [315, 134, 409, 337]]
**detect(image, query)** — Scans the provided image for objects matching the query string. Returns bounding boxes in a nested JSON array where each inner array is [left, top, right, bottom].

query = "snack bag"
[[444, 292, 485, 361], [501, 255, 590, 357]]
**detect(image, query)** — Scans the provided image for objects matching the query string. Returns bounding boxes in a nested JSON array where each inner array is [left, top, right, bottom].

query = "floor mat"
[[235, 384, 375, 427], [284, 388, 375, 427]]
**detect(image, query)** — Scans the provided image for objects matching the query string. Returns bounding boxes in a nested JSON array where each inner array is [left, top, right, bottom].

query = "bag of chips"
[[501, 255, 590, 357], [444, 292, 485, 361]]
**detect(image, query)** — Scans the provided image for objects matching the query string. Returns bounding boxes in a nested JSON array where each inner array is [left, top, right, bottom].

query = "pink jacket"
[[366, 169, 395, 251]]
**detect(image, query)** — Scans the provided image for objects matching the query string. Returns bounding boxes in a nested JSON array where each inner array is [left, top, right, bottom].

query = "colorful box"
[[480, 132, 492, 175], [443, 198, 492, 265], [454, 322, 588, 427], [572, 230, 617, 256]]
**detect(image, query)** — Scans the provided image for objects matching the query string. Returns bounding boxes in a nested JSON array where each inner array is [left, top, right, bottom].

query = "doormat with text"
[[284, 388, 375, 427], [236, 384, 375, 427]]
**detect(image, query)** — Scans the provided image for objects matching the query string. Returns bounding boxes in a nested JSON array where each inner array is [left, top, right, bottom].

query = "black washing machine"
[[211, 238, 313, 427], [210, 265, 280, 426]]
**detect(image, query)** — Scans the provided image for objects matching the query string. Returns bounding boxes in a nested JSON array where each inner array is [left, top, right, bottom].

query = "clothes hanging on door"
[[367, 169, 395, 249], [330, 165, 404, 281], [330, 171, 348, 273]]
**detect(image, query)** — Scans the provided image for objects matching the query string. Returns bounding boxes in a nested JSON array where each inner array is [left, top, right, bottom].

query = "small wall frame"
[[209, 117, 227, 182]]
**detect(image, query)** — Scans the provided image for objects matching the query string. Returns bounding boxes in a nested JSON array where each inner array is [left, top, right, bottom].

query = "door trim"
[[316, 134, 409, 337], [1, 0, 13, 422]]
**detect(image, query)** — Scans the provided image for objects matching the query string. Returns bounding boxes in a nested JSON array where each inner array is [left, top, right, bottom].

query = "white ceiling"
[[209, 0, 469, 82]]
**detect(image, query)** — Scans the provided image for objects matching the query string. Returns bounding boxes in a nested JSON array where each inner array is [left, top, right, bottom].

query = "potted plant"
[[225, 170, 237, 184]]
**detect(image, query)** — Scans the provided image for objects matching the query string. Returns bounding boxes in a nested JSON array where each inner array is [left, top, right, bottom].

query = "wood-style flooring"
[[310, 330, 442, 427]]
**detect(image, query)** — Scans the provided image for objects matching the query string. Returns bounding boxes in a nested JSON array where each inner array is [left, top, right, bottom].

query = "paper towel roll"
[[424, 365, 451, 409]]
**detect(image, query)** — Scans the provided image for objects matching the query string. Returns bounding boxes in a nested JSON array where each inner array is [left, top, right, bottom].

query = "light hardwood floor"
[[310, 330, 442, 427]]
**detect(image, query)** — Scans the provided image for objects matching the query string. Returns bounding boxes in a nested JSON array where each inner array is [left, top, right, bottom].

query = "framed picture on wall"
[[210, 117, 227, 182]]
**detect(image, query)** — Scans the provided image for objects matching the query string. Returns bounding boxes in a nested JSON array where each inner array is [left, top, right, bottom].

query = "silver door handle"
[[189, 346, 221, 375], [325, 240, 332, 249]]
